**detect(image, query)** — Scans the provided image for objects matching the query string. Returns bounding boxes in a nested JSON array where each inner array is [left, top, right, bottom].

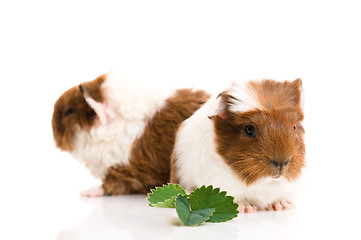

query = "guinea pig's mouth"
[[272, 176, 281, 179]]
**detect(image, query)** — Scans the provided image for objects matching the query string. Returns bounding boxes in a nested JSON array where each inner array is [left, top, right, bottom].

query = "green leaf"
[[147, 184, 239, 226], [175, 195, 215, 226], [189, 185, 239, 223], [147, 183, 186, 208]]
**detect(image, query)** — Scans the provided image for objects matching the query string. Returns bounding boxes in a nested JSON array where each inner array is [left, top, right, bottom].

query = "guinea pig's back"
[[70, 72, 211, 183], [100, 87, 211, 195]]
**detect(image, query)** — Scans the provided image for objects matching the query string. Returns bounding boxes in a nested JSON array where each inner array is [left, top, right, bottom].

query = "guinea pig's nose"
[[270, 159, 290, 168]]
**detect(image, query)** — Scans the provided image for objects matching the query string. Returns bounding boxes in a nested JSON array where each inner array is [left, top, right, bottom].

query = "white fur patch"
[[72, 71, 175, 179], [72, 118, 146, 179], [227, 81, 261, 113], [173, 89, 298, 210]]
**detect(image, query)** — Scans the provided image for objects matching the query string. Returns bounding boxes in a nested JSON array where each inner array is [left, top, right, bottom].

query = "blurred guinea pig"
[[170, 79, 305, 212], [52, 71, 210, 197]]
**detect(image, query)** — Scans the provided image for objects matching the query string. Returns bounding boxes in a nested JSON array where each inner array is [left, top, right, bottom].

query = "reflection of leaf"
[[190, 185, 239, 222], [175, 195, 215, 226], [147, 184, 186, 208]]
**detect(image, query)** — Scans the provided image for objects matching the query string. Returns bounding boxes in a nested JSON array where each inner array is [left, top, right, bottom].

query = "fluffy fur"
[[102, 88, 210, 195], [171, 79, 305, 211], [52, 72, 210, 193], [53, 72, 172, 179], [71, 72, 175, 179]]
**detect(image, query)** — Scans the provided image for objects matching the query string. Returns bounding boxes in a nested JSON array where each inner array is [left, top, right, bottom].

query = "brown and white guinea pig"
[[52, 71, 210, 196], [170, 79, 305, 212]]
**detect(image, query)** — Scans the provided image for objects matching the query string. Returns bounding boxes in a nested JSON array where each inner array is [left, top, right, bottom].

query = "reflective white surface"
[[3, 167, 360, 240], [1, 1, 361, 239]]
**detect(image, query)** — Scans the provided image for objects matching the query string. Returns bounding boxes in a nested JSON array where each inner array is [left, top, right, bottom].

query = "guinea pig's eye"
[[294, 125, 297, 131], [245, 125, 256, 137], [64, 108, 74, 117]]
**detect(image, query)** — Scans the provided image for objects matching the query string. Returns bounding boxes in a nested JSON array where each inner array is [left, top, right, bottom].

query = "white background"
[[1, 1, 361, 239]]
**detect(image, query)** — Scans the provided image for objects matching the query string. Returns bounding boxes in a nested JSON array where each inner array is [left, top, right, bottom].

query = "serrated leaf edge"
[[148, 183, 184, 196], [189, 185, 239, 223], [147, 183, 187, 208]]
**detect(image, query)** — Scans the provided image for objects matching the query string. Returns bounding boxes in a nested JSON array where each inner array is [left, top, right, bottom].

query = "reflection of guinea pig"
[[52, 71, 210, 196], [171, 79, 305, 212]]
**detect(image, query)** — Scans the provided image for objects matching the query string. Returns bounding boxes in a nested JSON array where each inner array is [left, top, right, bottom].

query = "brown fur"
[[52, 75, 106, 151], [102, 89, 210, 195], [214, 79, 305, 185]]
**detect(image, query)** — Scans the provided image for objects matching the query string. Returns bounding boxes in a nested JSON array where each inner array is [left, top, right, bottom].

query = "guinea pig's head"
[[212, 79, 305, 185], [52, 74, 106, 152]]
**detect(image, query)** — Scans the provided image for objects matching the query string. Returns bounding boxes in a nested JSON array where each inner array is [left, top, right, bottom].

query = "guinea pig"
[[170, 79, 305, 212], [52, 71, 210, 196]]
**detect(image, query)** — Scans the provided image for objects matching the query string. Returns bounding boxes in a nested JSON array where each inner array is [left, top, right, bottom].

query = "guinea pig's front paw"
[[238, 203, 257, 213], [267, 201, 294, 211], [80, 185, 104, 197]]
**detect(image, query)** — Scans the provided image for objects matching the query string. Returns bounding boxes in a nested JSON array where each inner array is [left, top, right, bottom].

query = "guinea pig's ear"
[[293, 78, 302, 87], [292, 78, 304, 108], [208, 92, 229, 120], [79, 83, 109, 125]]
